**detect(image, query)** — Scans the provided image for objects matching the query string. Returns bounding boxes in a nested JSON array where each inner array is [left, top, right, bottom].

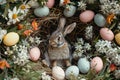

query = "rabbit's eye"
[[58, 37, 60, 41]]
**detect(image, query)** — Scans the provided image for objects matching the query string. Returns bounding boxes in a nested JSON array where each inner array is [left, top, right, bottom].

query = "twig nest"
[[34, 6, 49, 17], [29, 47, 41, 61], [100, 27, 114, 41], [52, 66, 65, 80], [94, 14, 106, 27], [91, 57, 103, 73], [77, 57, 90, 73], [79, 10, 95, 23], [46, 0, 55, 8], [115, 33, 120, 45], [3, 32, 19, 46], [65, 65, 79, 79], [63, 5, 76, 17]]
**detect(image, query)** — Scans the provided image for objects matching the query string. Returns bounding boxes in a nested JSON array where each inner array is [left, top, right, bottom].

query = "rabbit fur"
[[48, 18, 76, 66]]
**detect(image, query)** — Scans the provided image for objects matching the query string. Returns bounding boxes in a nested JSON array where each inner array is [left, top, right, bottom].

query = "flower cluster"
[[100, 0, 120, 15], [95, 40, 120, 66], [85, 25, 93, 40], [73, 38, 91, 58]]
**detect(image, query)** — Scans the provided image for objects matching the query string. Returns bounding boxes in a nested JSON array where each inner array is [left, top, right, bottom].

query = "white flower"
[[84, 43, 91, 51], [85, 26, 93, 40], [41, 72, 51, 80], [78, 1, 86, 10], [7, 7, 20, 25], [19, 1, 30, 14], [100, 0, 120, 15], [95, 40, 112, 54], [0, 28, 7, 43]]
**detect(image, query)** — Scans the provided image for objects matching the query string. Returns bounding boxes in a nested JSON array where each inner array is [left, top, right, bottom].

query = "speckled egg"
[[100, 28, 114, 41], [91, 57, 103, 72], [65, 65, 79, 79], [3, 32, 19, 46], [79, 10, 95, 23], [78, 57, 90, 73], [115, 33, 120, 45], [29, 47, 40, 61], [34, 6, 49, 17], [63, 5, 76, 17], [46, 0, 55, 8], [52, 66, 65, 80], [94, 14, 106, 27]]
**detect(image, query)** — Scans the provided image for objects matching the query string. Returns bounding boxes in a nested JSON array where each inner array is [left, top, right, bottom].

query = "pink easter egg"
[[79, 10, 95, 23], [100, 28, 114, 41], [91, 57, 103, 73], [29, 47, 40, 61], [46, 0, 55, 8]]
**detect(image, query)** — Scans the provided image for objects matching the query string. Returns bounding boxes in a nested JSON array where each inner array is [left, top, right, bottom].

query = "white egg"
[[52, 66, 65, 80], [63, 5, 76, 17], [34, 6, 49, 17], [78, 57, 90, 73], [65, 65, 79, 79]]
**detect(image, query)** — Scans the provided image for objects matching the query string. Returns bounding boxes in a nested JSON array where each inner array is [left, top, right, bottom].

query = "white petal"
[[13, 7, 17, 13]]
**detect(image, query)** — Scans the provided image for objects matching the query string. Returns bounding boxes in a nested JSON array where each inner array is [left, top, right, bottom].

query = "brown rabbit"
[[48, 18, 76, 67]]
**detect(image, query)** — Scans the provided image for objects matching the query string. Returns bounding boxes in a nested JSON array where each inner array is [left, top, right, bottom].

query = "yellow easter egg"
[[3, 32, 19, 46], [115, 33, 120, 45]]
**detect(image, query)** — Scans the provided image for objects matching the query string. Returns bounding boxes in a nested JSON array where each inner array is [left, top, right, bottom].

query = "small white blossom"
[[84, 43, 91, 51], [85, 26, 93, 40], [0, 28, 7, 43], [78, 1, 86, 10], [41, 72, 51, 80]]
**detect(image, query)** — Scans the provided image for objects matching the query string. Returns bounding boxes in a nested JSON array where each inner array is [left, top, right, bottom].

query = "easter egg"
[[46, 0, 55, 8], [100, 28, 114, 41], [94, 14, 106, 27], [79, 10, 95, 23], [115, 33, 120, 45], [29, 47, 40, 61], [34, 6, 49, 17], [52, 66, 65, 80], [65, 65, 79, 79], [63, 5, 76, 17], [78, 57, 90, 73], [91, 57, 103, 72], [3, 32, 19, 46], [28, 0, 39, 8]]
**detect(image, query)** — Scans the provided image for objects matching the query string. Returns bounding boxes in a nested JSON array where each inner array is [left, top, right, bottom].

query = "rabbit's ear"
[[58, 18, 66, 31], [64, 22, 76, 36]]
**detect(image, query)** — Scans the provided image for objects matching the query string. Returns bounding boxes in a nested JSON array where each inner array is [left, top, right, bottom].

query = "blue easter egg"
[[65, 65, 79, 78], [94, 14, 106, 27], [34, 6, 49, 17], [78, 57, 90, 73]]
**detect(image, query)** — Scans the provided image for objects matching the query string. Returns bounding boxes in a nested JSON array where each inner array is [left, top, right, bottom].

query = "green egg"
[[94, 14, 106, 27], [34, 6, 50, 17], [78, 57, 90, 73], [65, 65, 79, 79]]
